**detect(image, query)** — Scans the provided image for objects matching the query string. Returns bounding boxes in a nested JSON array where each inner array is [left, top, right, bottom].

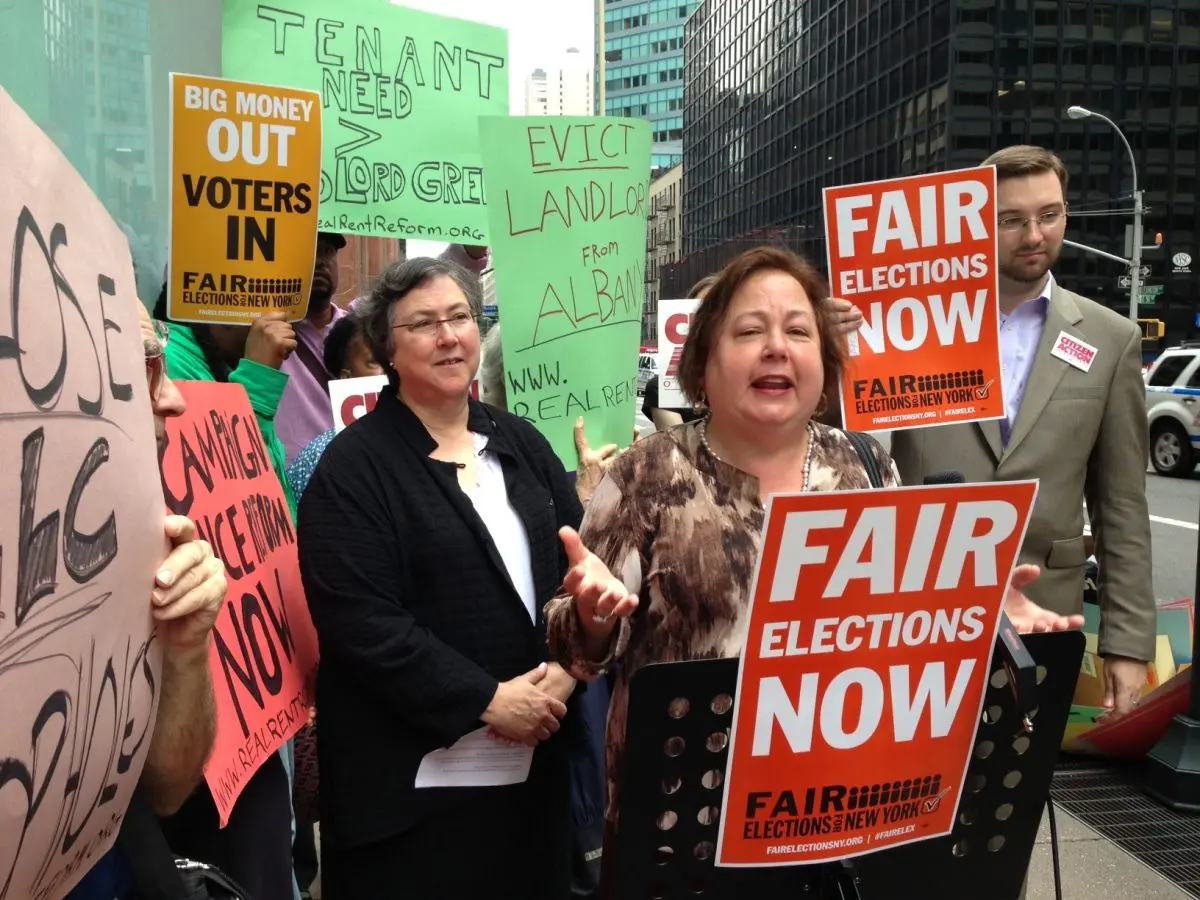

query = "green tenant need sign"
[[222, 0, 508, 242]]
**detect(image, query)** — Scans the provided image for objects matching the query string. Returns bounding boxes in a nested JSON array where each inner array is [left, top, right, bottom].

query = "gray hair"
[[357, 256, 483, 390], [479, 324, 506, 410]]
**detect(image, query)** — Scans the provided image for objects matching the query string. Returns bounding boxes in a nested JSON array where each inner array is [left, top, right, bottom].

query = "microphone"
[[923, 471, 965, 485], [921, 470, 1038, 729]]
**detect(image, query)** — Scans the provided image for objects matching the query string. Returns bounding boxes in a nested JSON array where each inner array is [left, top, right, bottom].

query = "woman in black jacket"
[[297, 257, 632, 899]]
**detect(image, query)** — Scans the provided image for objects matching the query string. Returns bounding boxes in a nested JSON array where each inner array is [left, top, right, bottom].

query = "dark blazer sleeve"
[[298, 442, 500, 746], [1086, 324, 1155, 661], [642, 375, 659, 419]]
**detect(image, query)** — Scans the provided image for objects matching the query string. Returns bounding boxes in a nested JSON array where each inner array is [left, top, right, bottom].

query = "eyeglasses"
[[997, 211, 1066, 232], [392, 311, 480, 338], [146, 319, 170, 402]]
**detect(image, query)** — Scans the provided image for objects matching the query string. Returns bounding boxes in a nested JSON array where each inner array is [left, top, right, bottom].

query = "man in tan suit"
[[843, 146, 1155, 717]]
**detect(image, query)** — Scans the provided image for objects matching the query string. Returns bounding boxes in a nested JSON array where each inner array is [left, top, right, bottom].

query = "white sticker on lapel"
[[1050, 331, 1098, 372]]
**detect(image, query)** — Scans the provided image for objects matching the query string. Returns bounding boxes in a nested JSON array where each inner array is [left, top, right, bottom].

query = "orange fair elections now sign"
[[824, 167, 1004, 433], [716, 480, 1038, 867]]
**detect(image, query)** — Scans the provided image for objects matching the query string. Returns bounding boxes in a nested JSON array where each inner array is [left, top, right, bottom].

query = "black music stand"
[[612, 631, 1084, 900]]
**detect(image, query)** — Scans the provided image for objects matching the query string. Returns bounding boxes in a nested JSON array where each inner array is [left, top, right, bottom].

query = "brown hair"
[[982, 145, 1069, 195], [688, 274, 719, 300], [677, 246, 845, 409]]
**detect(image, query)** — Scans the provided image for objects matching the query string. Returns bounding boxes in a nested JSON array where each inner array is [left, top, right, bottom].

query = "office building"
[[670, 0, 1199, 336], [597, 0, 701, 173], [0, 1, 402, 308], [524, 48, 593, 116], [645, 163, 683, 341]]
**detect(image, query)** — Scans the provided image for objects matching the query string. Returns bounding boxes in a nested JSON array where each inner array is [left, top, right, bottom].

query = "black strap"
[[293, 338, 331, 394], [117, 786, 192, 900], [844, 431, 884, 489]]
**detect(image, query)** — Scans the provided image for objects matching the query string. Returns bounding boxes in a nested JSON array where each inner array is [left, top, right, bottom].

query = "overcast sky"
[[395, 0, 594, 258]]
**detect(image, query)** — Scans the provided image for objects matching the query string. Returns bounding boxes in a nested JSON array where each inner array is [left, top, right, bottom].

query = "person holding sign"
[[153, 286, 301, 899], [543, 246, 1083, 897], [286, 314, 383, 501], [67, 308, 229, 900], [296, 257, 629, 899], [835, 147, 1154, 719]]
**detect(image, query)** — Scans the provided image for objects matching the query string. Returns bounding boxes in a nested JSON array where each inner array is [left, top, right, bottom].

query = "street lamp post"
[[1066, 105, 1144, 322]]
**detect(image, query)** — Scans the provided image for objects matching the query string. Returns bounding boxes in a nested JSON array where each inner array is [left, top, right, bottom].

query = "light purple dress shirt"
[[275, 244, 491, 464], [997, 273, 1053, 446]]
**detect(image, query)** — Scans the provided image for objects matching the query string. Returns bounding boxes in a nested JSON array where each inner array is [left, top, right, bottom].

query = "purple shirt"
[[276, 245, 491, 464], [277, 305, 351, 464], [998, 273, 1053, 446]]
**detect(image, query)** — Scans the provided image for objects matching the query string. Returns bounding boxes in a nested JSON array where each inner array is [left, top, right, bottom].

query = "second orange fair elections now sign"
[[824, 167, 1004, 433], [716, 480, 1038, 867]]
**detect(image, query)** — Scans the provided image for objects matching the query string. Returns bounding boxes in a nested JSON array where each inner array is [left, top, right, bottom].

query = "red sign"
[[717, 481, 1038, 867], [823, 167, 1003, 433], [160, 382, 319, 825]]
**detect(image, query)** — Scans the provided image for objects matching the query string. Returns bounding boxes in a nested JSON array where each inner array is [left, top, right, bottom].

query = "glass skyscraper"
[[670, 0, 1199, 336], [597, 0, 700, 173]]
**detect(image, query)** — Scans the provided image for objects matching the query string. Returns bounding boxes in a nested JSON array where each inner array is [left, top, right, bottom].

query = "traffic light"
[[1138, 318, 1165, 340]]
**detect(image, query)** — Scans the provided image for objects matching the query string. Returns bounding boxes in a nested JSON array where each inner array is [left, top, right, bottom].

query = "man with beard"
[[275, 235, 490, 464], [880, 146, 1154, 719]]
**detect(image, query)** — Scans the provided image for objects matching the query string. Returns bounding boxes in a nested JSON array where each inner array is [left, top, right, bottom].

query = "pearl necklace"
[[698, 416, 816, 492]]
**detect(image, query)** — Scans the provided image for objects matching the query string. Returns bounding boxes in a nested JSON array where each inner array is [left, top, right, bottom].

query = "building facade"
[[597, 0, 701, 173], [645, 163, 684, 341], [524, 48, 594, 116], [0, 0, 406, 308], [671, 0, 1200, 339]]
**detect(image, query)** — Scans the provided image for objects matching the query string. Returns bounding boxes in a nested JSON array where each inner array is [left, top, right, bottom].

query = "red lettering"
[[338, 392, 380, 428], [665, 312, 692, 345]]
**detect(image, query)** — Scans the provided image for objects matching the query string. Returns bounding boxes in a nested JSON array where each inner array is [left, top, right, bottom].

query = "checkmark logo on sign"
[[975, 379, 995, 400], [922, 786, 953, 814]]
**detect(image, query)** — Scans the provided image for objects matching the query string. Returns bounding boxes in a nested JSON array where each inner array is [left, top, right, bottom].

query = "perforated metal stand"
[[611, 631, 1084, 900]]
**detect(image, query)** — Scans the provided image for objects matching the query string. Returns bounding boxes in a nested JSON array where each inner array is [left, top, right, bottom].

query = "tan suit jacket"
[[890, 282, 1155, 662]]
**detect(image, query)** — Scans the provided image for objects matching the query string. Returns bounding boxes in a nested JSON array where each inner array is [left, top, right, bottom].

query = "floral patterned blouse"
[[544, 420, 900, 826]]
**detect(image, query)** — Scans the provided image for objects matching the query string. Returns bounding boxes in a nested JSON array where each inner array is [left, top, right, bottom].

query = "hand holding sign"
[[244, 311, 298, 368], [559, 526, 638, 636], [828, 296, 865, 337], [152, 515, 228, 653], [1003, 564, 1086, 634]]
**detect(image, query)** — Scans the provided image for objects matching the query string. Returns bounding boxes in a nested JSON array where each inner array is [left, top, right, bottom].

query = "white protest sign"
[[656, 299, 699, 409]]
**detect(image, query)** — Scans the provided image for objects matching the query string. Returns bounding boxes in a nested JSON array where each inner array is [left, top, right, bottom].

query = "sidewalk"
[[1027, 806, 1192, 899]]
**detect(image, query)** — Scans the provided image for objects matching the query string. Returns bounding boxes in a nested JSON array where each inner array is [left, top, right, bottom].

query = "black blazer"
[[297, 391, 585, 849]]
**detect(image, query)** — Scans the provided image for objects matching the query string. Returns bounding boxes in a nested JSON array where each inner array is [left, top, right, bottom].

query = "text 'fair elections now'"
[[832, 180, 991, 352], [751, 495, 1019, 756]]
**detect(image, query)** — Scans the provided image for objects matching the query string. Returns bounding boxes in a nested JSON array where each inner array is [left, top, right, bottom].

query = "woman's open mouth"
[[751, 375, 794, 395]]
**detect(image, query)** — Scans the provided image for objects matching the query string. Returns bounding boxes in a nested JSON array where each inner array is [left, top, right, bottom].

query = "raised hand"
[[573, 417, 621, 503], [244, 312, 298, 369], [153, 516, 227, 656], [559, 526, 638, 637]]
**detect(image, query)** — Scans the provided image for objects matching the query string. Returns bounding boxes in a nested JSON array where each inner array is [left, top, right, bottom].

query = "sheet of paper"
[[415, 726, 534, 789]]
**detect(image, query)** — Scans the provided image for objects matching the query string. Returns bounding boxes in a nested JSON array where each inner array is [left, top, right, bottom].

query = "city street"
[[1146, 470, 1200, 602]]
